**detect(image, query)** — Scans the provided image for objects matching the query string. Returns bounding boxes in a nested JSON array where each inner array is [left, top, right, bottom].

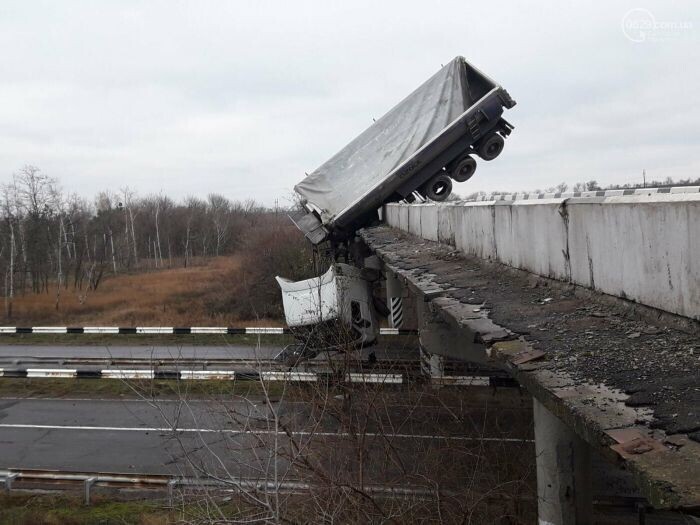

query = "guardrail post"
[[84, 476, 97, 505], [4, 473, 18, 493], [534, 399, 592, 525], [167, 479, 178, 507]]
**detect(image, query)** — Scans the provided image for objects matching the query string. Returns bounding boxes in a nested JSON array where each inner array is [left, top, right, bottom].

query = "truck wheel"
[[477, 133, 504, 161], [450, 155, 477, 182], [422, 174, 452, 202]]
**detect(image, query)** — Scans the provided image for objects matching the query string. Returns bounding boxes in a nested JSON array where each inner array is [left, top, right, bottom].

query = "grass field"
[[0, 492, 262, 525], [4, 257, 281, 327], [0, 493, 174, 525]]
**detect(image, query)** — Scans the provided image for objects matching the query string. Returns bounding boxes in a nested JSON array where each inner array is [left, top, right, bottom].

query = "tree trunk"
[[155, 207, 163, 268], [129, 206, 138, 267], [109, 228, 117, 274], [6, 222, 14, 318], [55, 218, 62, 310]]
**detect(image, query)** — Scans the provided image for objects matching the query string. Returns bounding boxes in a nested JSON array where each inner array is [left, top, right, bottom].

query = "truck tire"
[[422, 174, 452, 202], [477, 133, 504, 161], [450, 155, 477, 182]]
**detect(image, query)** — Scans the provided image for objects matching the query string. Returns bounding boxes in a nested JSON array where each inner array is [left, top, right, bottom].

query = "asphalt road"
[[0, 394, 659, 523], [0, 394, 532, 477]]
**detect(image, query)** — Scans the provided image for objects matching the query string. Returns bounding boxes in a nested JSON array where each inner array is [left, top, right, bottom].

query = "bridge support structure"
[[360, 223, 700, 518], [534, 399, 593, 525]]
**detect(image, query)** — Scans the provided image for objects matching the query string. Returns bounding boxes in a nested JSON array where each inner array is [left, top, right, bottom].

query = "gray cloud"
[[0, 1, 697, 203]]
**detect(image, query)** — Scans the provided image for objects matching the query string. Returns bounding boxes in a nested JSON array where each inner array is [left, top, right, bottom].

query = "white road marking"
[[346, 373, 403, 384], [245, 327, 285, 334], [432, 376, 490, 386], [0, 423, 533, 442], [83, 327, 119, 334], [26, 369, 77, 378], [32, 327, 68, 334], [190, 327, 227, 334], [136, 327, 173, 334], [101, 370, 154, 379], [260, 371, 317, 382], [182, 370, 250, 376]]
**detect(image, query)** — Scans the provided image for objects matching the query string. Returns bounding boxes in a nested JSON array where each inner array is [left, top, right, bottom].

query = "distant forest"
[[0, 165, 311, 318], [3, 165, 698, 318], [464, 175, 700, 200]]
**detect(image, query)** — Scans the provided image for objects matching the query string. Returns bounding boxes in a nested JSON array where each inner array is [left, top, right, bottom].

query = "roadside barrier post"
[[4, 473, 18, 493], [167, 478, 178, 507], [84, 476, 97, 505]]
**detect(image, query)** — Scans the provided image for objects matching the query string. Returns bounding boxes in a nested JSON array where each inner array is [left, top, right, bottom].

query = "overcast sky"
[[1, 1, 698, 204]]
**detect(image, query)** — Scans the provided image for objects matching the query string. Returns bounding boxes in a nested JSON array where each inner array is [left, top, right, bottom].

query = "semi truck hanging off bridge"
[[276, 56, 516, 361]]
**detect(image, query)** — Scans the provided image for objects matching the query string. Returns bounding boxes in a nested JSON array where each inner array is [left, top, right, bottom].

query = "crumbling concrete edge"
[[490, 339, 700, 511], [360, 228, 700, 512]]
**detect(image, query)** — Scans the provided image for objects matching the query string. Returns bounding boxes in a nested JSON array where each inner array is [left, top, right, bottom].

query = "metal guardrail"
[[0, 327, 418, 335], [1, 467, 646, 511], [0, 366, 508, 387], [0, 468, 463, 505]]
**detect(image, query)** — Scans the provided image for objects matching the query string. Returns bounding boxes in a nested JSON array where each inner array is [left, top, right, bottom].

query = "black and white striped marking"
[[389, 297, 404, 329], [0, 327, 417, 336], [469, 185, 700, 203], [0, 367, 511, 387]]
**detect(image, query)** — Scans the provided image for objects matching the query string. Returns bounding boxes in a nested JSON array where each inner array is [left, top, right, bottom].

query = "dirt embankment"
[[5, 218, 317, 327], [4, 256, 263, 326]]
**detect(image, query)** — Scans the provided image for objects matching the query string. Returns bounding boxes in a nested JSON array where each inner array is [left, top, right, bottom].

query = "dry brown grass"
[[6, 256, 280, 326]]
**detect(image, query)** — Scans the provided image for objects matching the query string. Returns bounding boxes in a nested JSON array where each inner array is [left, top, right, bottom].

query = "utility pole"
[[643, 169, 646, 188]]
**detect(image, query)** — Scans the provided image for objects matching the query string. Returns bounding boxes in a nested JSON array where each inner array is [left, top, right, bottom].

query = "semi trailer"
[[279, 57, 516, 360], [292, 56, 515, 245]]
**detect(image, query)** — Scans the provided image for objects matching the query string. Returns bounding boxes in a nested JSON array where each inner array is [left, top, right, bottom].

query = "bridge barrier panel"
[[408, 205, 422, 237], [566, 194, 699, 319], [436, 204, 455, 245], [452, 202, 498, 261], [418, 204, 439, 241], [384, 193, 700, 320], [494, 200, 570, 281], [398, 205, 409, 233]]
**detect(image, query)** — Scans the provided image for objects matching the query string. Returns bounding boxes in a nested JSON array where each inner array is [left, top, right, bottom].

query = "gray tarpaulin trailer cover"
[[292, 56, 515, 245]]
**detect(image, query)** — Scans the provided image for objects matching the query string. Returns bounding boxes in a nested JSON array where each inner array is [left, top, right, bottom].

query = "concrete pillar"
[[419, 344, 444, 381], [534, 399, 592, 525], [385, 271, 404, 328]]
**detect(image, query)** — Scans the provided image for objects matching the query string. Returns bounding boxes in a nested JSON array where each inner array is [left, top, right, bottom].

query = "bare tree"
[[208, 193, 231, 257], [137, 335, 535, 523]]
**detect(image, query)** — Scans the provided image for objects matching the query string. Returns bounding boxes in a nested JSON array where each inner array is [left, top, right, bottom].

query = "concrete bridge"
[[359, 188, 699, 524]]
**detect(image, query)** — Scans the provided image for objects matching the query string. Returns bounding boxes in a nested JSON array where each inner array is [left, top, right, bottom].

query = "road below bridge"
[[0, 386, 537, 522], [0, 343, 418, 367]]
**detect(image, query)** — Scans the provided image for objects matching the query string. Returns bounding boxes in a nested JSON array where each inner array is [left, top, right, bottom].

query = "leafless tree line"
[[124, 312, 534, 523], [0, 165, 284, 317], [464, 175, 700, 200], [136, 349, 534, 523]]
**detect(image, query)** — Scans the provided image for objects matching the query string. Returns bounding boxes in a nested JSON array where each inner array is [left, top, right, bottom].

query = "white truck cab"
[[276, 263, 378, 349]]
